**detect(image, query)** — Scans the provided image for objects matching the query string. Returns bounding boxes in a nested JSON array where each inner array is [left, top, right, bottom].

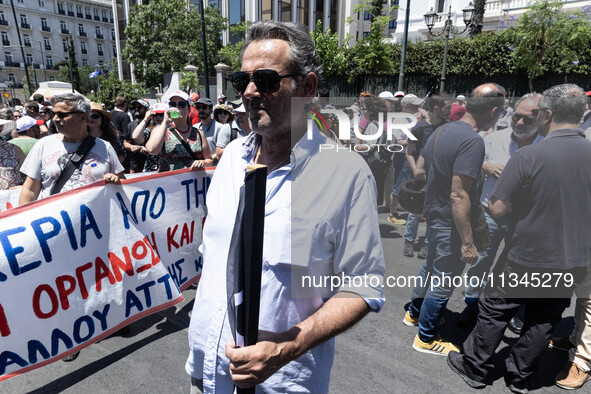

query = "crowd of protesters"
[[327, 83, 591, 392], [1, 20, 591, 394]]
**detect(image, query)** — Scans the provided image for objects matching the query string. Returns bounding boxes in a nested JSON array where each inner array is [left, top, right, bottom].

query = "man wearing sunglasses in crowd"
[[186, 21, 384, 393], [194, 97, 223, 162], [19, 93, 124, 204], [458, 93, 544, 330], [124, 99, 150, 172]]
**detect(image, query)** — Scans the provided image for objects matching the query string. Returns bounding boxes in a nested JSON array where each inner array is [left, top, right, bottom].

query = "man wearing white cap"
[[213, 94, 227, 110], [450, 94, 467, 121], [215, 103, 250, 160], [388, 93, 425, 226], [10, 116, 43, 156]]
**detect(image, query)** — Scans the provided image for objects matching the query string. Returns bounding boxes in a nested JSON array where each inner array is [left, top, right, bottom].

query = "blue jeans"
[[408, 222, 464, 342], [404, 213, 430, 244], [463, 206, 509, 311], [391, 160, 412, 196]]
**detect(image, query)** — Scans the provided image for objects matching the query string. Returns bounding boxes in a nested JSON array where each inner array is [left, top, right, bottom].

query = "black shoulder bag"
[[168, 126, 200, 161], [50, 135, 96, 195]]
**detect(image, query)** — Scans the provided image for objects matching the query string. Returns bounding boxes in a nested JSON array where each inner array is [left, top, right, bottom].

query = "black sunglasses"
[[512, 113, 536, 125], [54, 111, 83, 119], [168, 101, 188, 109], [232, 69, 295, 95], [90, 113, 102, 119]]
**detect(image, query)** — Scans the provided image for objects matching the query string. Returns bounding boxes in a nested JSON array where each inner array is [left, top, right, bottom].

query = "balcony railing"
[[6, 61, 20, 67], [0, 20, 8, 26], [77, 13, 83, 18], [2, 39, 9, 46], [21, 23, 31, 29], [102, 17, 108, 22], [61, 28, 69, 34], [67, 11, 74, 16], [24, 41, 31, 47], [45, 44, 51, 50], [97, 51, 103, 56], [95, 33, 104, 39], [94, 15, 100, 21], [46, 63, 53, 69], [79, 31, 87, 37], [81, 49, 87, 54], [41, 25, 51, 32], [58, 9, 65, 15], [85, 14, 91, 20]]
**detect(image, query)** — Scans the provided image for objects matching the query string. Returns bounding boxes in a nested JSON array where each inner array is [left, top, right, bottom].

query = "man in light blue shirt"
[[185, 21, 385, 393]]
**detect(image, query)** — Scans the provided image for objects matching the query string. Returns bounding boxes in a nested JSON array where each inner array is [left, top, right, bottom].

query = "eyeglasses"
[[40, 111, 48, 114], [53, 111, 83, 119], [154, 113, 165, 117], [132, 106, 145, 111], [195, 105, 210, 110], [90, 113, 102, 119], [168, 101, 188, 109], [232, 69, 295, 95], [512, 113, 536, 125]]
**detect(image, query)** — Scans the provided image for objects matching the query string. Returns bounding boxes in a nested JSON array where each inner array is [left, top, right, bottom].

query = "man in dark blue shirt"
[[404, 83, 505, 357], [403, 93, 451, 258], [448, 84, 591, 393]]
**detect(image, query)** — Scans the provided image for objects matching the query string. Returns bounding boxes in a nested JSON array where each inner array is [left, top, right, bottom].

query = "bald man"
[[405, 83, 506, 356]]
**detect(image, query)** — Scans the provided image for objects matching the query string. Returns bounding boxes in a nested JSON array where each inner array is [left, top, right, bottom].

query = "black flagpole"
[[227, 164, 267, 394]]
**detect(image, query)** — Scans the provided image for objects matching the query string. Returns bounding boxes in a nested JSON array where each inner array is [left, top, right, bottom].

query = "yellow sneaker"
[[403, 311, 445, 327], [387, 214, 407, 225], [412, 335, 459, 356], [403, 311, 419, 326]]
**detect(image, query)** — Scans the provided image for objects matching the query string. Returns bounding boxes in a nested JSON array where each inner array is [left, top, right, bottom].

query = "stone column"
[[214, 63, 231, 100]]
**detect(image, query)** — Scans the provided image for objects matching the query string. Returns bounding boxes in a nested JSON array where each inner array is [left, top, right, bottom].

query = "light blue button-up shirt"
[[186, 127, 385, 393]]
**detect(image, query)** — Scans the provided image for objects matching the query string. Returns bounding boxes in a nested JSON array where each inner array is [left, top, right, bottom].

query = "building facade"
[[0, 0, 116, 103], [390, 0, 591, 43]]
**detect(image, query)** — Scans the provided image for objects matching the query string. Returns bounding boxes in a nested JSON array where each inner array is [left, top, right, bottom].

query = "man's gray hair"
[[540, 84, 586, 124], [243, 21, 322, 81], [50, 93, 91, 117], [514, 93, 542, 110]]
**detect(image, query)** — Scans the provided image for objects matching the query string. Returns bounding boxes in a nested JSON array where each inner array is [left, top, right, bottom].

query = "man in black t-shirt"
[[448, 84, 591, 393], [110, 96, 131, 171], [125, 99, 150, 172], [404, 83, 505, 357], [402, 94, 451, 258]]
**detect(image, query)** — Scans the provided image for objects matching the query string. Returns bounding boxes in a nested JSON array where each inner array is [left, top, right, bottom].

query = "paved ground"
[[0, 210, 577, 393]]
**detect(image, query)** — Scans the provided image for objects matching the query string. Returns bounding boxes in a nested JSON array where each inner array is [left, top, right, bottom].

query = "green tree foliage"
[[179, 70, 200, 93], [502, 0, 591, 90], [219, 22, 249, 72], [347, 1, 397, 80], [67, 35, 81, 92], [123, 0, 226, 89], [310, 20, 348, 79], [56, 64, 96, 95], [88, 65, 146, 109]]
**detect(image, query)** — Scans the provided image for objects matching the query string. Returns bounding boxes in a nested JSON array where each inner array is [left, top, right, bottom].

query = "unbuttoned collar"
[[240, 124, 325, 173]]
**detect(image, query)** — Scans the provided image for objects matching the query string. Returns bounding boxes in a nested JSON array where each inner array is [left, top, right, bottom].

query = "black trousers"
[[460, 259, 585, 386]]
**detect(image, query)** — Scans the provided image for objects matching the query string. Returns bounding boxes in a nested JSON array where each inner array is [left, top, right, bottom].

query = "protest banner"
[[0, 167, 213, 381], [0, 189, 19, 213]]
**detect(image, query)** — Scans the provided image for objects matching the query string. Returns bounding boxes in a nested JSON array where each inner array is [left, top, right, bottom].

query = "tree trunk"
[[469, 0, 486, 38]]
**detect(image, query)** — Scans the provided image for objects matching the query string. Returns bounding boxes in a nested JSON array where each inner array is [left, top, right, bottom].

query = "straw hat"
[[90, 102, 112, 121]]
